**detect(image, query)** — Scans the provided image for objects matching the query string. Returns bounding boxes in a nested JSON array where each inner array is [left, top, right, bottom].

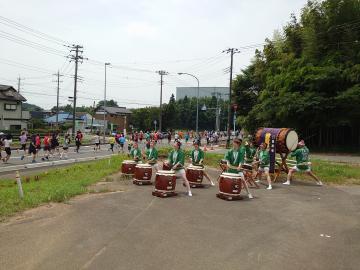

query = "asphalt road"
[[0, 169, 359, 270]]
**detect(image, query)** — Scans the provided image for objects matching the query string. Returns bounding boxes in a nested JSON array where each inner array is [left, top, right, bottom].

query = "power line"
[[0, 15, 70, 46], [0, 31, 67, 57]]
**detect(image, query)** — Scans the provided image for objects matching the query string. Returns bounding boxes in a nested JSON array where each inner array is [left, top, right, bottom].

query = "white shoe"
[[248, 194, 253, 199], [210, 182, 215, 186], [317, 181, 323, 186], [283, 181, 291, 185], [267, 186, 272, 190], [255, 179, 260, 183], [188, 192, 193, 197]]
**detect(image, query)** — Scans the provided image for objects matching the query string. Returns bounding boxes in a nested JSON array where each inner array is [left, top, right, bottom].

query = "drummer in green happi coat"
[[223, 138, 253, 199], [130, 142, 142, 162], [145, 140, 159, 172], [190, 140, 215, 186]]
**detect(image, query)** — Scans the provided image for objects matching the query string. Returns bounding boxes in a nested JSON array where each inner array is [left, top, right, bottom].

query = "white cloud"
[[124, 22, 159, 38]]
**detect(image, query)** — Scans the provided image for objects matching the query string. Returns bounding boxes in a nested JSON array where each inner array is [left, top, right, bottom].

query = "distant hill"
[[22, 103, 44, 112]]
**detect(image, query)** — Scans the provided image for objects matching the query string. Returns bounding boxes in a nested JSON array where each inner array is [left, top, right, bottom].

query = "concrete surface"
[[0, 168, 359, 270]]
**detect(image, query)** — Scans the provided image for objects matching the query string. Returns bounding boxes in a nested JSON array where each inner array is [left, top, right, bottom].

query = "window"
[[4, 104, 17, 111], [10, 125, 21, 131]]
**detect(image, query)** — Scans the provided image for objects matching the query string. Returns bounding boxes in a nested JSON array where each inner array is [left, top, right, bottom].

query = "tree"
[[231, 0, 360, 149], [97, 99, 118, 107], [22, 103, 43, 112]]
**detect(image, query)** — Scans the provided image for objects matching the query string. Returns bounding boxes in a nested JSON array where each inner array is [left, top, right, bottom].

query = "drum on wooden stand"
[[241, 163, 259, 188], [254, 128, 298, 153], [152, 170, 177, 198], [133, 163, 153, 185], [185, 165, 204, 187], [216, 172, 243, 201], [121, 160, 137, 175]]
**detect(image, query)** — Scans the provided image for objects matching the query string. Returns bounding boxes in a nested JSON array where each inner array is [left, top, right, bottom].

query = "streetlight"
[[104, 62, 111, 142], [178, 72, 200, 136]]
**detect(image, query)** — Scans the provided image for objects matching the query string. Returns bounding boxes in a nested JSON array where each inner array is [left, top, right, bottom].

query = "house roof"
[[44, 113, 79, 123], [0, 85, 26, 102], [98, 106, 132, 115], [30, 111, 52, 119]]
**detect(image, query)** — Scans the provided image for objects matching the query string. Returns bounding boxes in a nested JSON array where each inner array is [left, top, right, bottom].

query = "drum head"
[[123, 160, 136, 164], [221, 172, 242, 178], [157, 170, 175, 175], [136, 163, 151, 168], [286, 130, 298, 151], [188, 165, 203, 170]]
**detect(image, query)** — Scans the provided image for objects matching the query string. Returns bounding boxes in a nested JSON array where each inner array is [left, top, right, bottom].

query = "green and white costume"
[[146, 147, 158, 164], [130, 148, 141, 161], [191, 148, 205, 167], [168, 149, 185, 171], [245, 146, 257, 164], [224, 146, 245, 174], [291, 146, 311, 172], [258, 149, 270, 172]]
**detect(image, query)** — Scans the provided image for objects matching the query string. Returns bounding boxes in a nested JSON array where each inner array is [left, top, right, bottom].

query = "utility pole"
[[68, 45, 85, 137], [222, 48, 240, 148], [156, 70, 168, 132], [215, 93, 221, 131], [211, 91, 222, 132], [103, 63, 111, 142], [53, 71, 63, 127], [17, 76, 22, 93], [91, 100, 95, 133]]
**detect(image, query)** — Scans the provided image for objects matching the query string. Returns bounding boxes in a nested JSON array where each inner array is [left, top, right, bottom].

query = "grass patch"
[[0, 155, 126, 220], [200, 152, 360, 185]]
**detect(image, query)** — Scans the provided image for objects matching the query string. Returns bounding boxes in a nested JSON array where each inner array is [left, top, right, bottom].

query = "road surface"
[[0, 168, 359, 270]]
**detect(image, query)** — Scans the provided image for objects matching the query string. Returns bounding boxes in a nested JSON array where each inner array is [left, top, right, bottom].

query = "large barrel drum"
[[121, 160, 137, 174], [254, 128, 298, 153]]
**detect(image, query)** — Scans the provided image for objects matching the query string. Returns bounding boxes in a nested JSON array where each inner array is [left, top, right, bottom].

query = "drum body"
[[186, 165, 204, 187], [133, 164, 153, 185], [241, 163, 253, 171], [121, 160, 137, 174], [217, 173, 242, 199], [162, 162, 172, 171], [152, 170, 177, 197], [254, 128, 298, 153]]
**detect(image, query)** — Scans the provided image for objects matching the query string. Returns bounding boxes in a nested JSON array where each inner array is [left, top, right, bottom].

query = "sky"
[[0, 0, 307, 110]]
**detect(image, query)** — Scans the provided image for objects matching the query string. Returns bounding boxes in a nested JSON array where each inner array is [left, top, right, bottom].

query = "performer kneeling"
[[254, 143, 272, 190], [167, 140, 193, 197], [144, 140, 159, 172], [224, 138, 253, 199], [283, 140, 323, 186], [190, 140, 215, 186], [129, 142, 142, 162]]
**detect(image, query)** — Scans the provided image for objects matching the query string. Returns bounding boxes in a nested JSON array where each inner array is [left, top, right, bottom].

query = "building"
[[176, 87, 229, 101], [94, 106, 132, 132], [0, 84, 30, 131]]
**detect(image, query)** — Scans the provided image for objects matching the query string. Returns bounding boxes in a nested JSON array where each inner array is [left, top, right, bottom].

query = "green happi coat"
[[258, 149, 270, 168], [191, 148, 205, 166], [245, 146, 257, 163], [130, 148, 142, 161], [291, 146, 310, 171], [224, 146, 245, 173], [146, 147, 158, 164], [168, 149, 185, 171]]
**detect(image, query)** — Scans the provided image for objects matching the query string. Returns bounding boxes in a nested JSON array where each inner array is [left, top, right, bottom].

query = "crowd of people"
[[124, 132, 322, 198], [0, 130, 84, 164]]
